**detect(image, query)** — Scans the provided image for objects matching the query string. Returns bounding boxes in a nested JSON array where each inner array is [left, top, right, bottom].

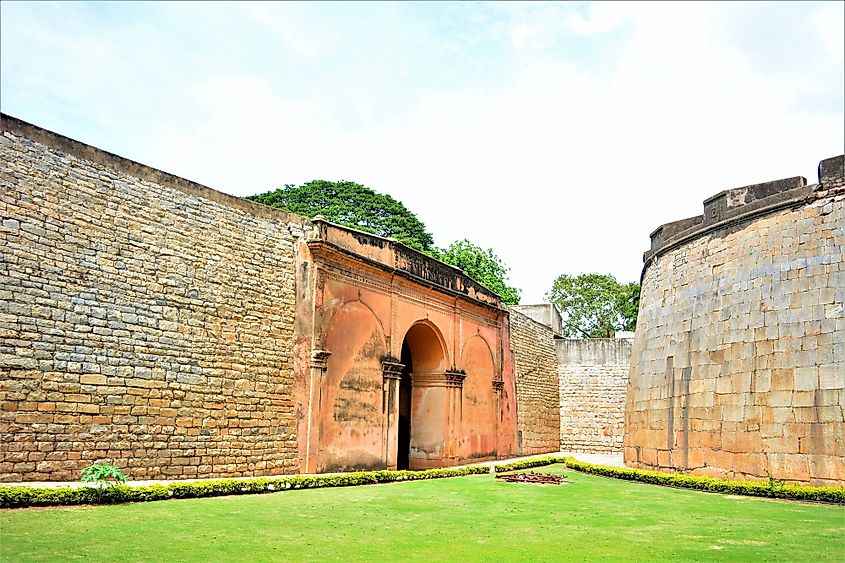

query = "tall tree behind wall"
[[546, 273, 640, 338], [434, 239, 521, 305], [247, 181, 520, 304], [247, 180, 435, 252]]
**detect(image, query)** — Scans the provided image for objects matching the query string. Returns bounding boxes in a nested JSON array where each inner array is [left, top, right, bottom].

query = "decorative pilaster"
[[305, 349, 332, 473], [445, 370, 467, 388], [311, 349, 332, 370], [492, 377, 504, 425], [445, 370, 466, 460], [382, 359, 405, 469]]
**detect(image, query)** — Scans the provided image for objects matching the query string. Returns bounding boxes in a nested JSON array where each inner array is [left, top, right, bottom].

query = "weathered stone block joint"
[[627, 154, 845, 486], [508, 309, 560, 454]]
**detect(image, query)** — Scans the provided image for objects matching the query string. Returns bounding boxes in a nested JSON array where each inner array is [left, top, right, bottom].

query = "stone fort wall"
[[0, 114, 568, 483], [626, 155, 845, 486], [0, 115, 308, 481], [558, 338, 630, 454], [508, 308, 560, 454]]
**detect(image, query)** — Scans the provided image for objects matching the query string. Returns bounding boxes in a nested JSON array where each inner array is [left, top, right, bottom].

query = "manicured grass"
[[1, 465, 842, 562]]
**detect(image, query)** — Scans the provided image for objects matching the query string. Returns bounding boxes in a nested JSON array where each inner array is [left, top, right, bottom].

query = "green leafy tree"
[[435, 239, 521, 305], [247, 180, 434, 252], [546, 273, 640, 338]]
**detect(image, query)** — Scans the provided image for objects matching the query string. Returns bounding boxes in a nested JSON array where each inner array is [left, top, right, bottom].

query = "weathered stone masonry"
[[509, 309, 560, 455], [0, 114, 309, 481], [626, 155, 845, 486], [2, 114, 565, 482], [558, 338, 631, 454]]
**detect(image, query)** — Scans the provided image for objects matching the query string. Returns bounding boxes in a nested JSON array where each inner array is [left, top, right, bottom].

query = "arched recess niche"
[[460, 335, 498, 459], [320, 300, 387, 472]]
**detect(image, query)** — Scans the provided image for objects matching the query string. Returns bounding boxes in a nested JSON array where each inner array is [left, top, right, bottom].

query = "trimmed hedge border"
[[562, 458, 845, 504], [4, 456, 842, 508], [0, 465, 489, 509], [493, 456, 845, 505]]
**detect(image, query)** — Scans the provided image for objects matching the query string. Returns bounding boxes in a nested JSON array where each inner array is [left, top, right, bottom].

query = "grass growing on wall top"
[[2, 465, 842, 562]]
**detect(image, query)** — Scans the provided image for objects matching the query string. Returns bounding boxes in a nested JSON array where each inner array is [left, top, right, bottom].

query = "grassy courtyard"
[[1, 465, 842, 562]]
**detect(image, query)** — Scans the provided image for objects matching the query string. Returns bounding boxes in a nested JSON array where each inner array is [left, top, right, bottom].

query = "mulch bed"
[[495, 472, 570, 485]]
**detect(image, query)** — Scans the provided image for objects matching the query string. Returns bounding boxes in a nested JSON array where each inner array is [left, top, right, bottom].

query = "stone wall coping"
[[0, 113, 309, 226], [310, 218, 503, 307], [643, 155, 845, 279], [643, 184, 814, 276], [307, 238, 506, 313], [507, 306, 559, 334]]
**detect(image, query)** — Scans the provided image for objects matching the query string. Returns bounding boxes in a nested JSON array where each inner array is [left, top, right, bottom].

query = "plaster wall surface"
[[509, 309, 560, 454], [626, 155, 845, 486], [557, 338, 630, 454], [0, 115, 307, 482], [298, 235, 518, 472]]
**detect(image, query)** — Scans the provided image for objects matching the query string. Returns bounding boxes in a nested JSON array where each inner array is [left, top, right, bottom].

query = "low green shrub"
[[0, 464, 490, 509], [80, 463, 128, 485], [562, 457, 845, 504]]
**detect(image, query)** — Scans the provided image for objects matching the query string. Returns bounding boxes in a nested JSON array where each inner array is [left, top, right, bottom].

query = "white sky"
[[2, 1, 843, 303]]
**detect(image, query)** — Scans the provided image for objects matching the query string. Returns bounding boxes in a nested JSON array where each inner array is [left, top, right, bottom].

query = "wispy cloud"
[[2, 1, 842, 302]]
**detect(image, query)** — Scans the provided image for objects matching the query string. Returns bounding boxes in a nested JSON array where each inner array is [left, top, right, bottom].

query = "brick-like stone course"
[[0, 119, 307, 481], [509, 309, 560, 454], [627, 158, 845, 486], [557, 339, 630, 454]]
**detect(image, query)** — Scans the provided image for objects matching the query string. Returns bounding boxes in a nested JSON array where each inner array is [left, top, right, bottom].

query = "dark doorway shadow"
[[397, 340, 412, 470]]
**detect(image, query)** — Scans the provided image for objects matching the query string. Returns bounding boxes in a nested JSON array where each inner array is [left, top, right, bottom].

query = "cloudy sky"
[[2, 1, 843, 303]]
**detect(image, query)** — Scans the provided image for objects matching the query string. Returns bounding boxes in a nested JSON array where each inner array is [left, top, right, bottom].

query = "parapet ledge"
[[643, 154, 845, 268], [307, 217, 504, 310], [0, 112, 310, 227], [819, 155, 844, 191]]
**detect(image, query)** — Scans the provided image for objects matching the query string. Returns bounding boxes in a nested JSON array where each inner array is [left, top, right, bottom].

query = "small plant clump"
[[81, 463, 129, 486]]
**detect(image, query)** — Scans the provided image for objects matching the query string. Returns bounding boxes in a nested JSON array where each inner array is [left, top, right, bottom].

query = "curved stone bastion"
[[625, 154, 845, 486]]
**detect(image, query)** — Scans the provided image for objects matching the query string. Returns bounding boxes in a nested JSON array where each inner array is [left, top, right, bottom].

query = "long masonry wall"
[[626, 155, 845, 486], [0, 115, 307, 481], [509, 309, 560, 455], [557, 338, 630, 454]]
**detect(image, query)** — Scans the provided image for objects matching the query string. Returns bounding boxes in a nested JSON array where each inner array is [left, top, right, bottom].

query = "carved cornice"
[[411, 371, 464, 388], [412, 370, 466, 388], [382, 361, 405, 380], [445, 370, 467, 388], [310, 349, 332, 370], [307, 238, 505, 314]]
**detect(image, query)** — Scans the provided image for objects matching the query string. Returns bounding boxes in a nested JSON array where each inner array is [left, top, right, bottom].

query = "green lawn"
[[1, 465, 842, 562]]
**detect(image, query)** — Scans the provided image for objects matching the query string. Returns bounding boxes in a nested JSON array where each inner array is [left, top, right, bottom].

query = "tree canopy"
[[435, 239, 521, 305], [247, 181, 521, 305], [546, 273, 640, 338], [247, 180, 434, 252]]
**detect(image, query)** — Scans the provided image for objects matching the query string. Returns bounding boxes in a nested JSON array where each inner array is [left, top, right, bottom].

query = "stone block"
[[794, 367, 818, 391], [818, 365, 844, 390], [79, 374, 107, 385], [767, 391, 793, 408], [770, 368, 794, 391]]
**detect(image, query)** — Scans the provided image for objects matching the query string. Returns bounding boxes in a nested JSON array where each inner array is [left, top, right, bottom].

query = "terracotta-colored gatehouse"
[[295, 220, 518, 472]]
